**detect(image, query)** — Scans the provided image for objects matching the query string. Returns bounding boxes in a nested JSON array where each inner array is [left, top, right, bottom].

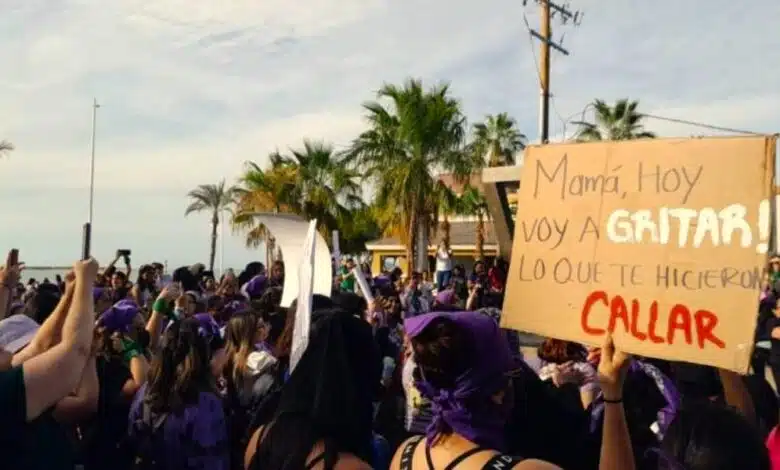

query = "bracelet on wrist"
[[603, 397, 623, 404]]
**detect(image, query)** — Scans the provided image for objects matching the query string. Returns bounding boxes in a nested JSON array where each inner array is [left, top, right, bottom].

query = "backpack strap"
[[399, 435, 424, 470], [481, 454, 525, 470]]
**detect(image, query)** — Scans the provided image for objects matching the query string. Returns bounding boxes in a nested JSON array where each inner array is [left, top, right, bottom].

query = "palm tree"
[[573, 99, 656, 141], [232, 159, 299, 256], [470, 113, 526, 166], [185, 180, 237, 271], [435, 181, 460, 248], [460, 185, 489, 260], [346, 78, 480, 274], [0, 140, 14, 157], [233, 140, 364, 252]]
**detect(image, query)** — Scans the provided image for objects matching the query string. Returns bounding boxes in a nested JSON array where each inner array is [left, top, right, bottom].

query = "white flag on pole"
[[352, 267, 374, 304], [332, 230, 341, 271], [289, 219, 317, 373]]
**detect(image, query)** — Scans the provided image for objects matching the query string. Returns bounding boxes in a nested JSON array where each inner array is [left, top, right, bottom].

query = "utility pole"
[[523, 0, 582, 143]]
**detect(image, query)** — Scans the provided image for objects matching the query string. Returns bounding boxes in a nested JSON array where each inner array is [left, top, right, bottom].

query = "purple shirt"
[[128, 383, 229, 470]]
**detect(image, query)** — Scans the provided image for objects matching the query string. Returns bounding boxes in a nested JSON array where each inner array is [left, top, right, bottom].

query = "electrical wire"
[[521, 14, 769, 138]]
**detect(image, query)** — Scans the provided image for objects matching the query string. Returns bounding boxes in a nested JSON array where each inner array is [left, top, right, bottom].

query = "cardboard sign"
[[501, 136, 776, 373]]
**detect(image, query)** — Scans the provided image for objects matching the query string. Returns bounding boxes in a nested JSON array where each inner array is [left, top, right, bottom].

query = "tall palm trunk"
[[476, 213, 485, 261], [406, 211, 417, 275], [441, 215, 451, 247], [209, 213, 219, 272]]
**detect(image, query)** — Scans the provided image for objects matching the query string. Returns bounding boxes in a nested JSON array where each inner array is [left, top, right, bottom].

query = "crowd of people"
[[0, 247, 779, 470]]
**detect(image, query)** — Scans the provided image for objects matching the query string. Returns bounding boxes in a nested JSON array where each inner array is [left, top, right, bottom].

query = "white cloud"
[[1, 0, 780, 267]]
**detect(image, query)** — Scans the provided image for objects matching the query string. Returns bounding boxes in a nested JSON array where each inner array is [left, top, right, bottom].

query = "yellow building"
[[366, 217, 501, 274]]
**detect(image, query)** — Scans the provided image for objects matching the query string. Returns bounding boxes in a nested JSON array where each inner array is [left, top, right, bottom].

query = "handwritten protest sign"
[[501, 136, 777, 372]]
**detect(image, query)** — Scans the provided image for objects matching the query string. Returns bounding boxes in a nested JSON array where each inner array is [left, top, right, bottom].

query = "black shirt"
[[767, 317, 780, 363], [0, 366, 74, 470]]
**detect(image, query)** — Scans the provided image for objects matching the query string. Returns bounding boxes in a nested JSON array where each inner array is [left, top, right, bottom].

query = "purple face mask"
[[405, 311, 513, 451]]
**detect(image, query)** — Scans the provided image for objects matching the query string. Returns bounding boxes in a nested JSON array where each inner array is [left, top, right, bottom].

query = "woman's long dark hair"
[[145, 318, 214, 412], [250, 308, 381, 470], [136, 265, 156, 293]]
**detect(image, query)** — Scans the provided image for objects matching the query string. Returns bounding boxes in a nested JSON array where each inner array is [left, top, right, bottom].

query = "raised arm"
[[52, 355, 99, 423], [0, 252, 23, 320], [22, 258, 98, 421], [146, 284, 179, 352], [718, 368, 756, 426], [597, 335, 635, 470], [13, 272, 76, 366]]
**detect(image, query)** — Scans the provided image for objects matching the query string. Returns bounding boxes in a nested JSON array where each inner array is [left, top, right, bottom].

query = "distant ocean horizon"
[[22, 267, 70, 283], [21, 266, 239, 283]]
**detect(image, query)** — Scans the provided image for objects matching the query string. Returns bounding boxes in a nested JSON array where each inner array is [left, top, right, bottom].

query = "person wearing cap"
[[0, 257, 99, 470]]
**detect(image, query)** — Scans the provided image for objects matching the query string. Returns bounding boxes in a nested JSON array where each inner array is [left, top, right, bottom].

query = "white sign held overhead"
[[289, 219, 317, 373], [245, 213, 332, 307], [352, 267, 374, 304], [332, 230, 341, 271]]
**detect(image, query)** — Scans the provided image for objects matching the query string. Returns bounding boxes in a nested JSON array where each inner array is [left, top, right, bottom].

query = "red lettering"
[[580, 290, 607, 335], [629, 299, 647, 341], [667, 305, 693, 345], [578, 290, 724, 350], [694, 310, 725, 349], [608, 296, 630, 333], [647, 301, 665, 343]]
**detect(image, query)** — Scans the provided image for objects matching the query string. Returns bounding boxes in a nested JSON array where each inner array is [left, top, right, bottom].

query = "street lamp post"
[[82, 98, 100, 259]]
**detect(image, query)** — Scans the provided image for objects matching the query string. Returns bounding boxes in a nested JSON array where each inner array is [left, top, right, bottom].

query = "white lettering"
[[605, 204, 756, 249], [606, 209, 633, 243]]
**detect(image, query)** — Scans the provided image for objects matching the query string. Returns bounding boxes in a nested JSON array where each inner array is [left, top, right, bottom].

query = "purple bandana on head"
[[243, 275, 267, 298], [589, 360, 680, 440], [92, 287, 106, 303], [222, 300, 250, 318], [435, 289, 455, 306], [98, 299, 140, 333], [405, 311, 513, 451], [193, 313, 225, 351]]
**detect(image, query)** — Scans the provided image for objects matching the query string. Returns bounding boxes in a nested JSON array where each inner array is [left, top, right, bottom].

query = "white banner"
[[352, 267, 374, 304], [245, 213, 332, 307], [290, 219, 317, 373]]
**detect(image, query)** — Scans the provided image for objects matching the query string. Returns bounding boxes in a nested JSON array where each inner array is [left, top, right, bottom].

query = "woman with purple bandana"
[[127, 317, 229, 470], [76, 298, 151, 470], [392, 311, 561, 470]]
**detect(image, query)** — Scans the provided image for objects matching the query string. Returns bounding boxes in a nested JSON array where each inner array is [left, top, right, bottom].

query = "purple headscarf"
[[221, 300, 250, 319], [193, 313, 225, 351], [92, 287, 107, 303], [242, 274, 267, 299], [434, 289, 456, 306], [97, 299, 140, 333], [405, 311, 513, 451], [589, 359, 680, 439]]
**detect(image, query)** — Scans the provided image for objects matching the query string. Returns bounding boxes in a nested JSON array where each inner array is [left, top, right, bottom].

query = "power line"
[[640, 113, 766, 136]]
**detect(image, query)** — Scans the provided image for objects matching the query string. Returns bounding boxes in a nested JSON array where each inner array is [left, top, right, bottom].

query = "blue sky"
[[0, 0, 778, 270]]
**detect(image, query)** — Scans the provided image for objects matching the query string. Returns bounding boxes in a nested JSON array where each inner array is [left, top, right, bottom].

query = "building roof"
[[437, 173, 482, 195], [366, 220, 497, 249]]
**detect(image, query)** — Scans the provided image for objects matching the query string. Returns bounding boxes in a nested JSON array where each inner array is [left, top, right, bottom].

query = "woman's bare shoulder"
[[334, 453, 373, 470], [514, 459, 563, 470]]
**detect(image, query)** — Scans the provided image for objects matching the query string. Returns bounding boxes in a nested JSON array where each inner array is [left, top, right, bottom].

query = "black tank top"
[[398, 435, 525, 470]]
